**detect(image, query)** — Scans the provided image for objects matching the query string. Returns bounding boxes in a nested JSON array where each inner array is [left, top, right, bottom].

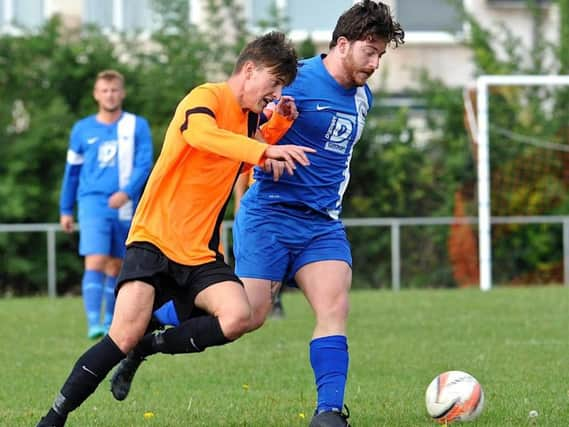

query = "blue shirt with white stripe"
[[59, 112, 153, 219], [252, 54, 372, 219]]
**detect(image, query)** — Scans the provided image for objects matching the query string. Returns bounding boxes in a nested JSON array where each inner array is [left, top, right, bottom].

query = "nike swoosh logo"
[[316, 104, 332, 111], [189, 337, 201, 352], [87, 137, 98, 144], [82, 365, 98, 377]]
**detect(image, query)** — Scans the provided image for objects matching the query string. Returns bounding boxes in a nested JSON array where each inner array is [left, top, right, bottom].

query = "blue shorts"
[[78, 196, 131, 258], [233, 201, 352, 283], [79, 216, 130, 258]]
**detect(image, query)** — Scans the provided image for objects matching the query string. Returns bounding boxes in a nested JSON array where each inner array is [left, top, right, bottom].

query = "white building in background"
[[0, 0, 560, 92]]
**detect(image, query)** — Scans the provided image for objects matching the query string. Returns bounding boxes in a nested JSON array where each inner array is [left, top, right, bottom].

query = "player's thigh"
[[296, 260, 352, 314], [109, 280, 155, 352], [182, 260, 251, 322], [79, 216, 112, 256], [194, 279, 251, 338], [290, 220, 352, 281], [243, 278, 280, 327], [194, 280, 249, 316]]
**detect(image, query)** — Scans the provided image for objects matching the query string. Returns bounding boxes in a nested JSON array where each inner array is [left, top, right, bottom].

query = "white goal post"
[[476, 75, 569, 291]]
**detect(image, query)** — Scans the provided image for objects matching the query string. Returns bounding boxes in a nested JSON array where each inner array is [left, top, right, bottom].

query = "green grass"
[[1, 287, 568, 426]]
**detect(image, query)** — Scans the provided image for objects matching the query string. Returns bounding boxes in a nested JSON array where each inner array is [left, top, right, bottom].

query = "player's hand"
[[60, 214, 75, 233], [264, 144, 315, 176], [108, 191, 130, 209], [274, 96, 298, 120], [263, 159, 287, 181]]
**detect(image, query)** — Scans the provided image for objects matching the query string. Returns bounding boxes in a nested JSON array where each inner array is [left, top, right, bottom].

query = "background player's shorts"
[[116, 242, 242, 313], [233, 201, 352, 283], [79, 216, 130, 258]]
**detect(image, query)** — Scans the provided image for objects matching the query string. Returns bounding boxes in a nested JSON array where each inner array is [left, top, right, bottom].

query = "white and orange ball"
[[425, 370, 484, 424]]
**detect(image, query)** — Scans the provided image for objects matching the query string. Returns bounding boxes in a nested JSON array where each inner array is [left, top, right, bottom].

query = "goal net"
[[472, 75, 569, 290]]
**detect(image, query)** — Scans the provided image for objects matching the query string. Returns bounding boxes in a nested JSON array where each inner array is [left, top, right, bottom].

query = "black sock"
[[39, 408, 67, 426], [52, 335, 125, 416], [135, 316, 231, 356], [131, 332, 155, 358]]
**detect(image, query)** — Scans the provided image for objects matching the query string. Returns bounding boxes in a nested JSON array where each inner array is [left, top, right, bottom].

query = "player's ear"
[[243, 61, 256, 79], [337, 36, 349, 56]]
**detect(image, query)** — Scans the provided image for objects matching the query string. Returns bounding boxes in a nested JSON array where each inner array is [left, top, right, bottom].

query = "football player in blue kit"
[[59, 70, 153, 339], [234, 2, 404, 426]]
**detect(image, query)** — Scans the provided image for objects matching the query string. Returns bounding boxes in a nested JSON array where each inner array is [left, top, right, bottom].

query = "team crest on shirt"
[[324, 113, 355, 154], [98, 141, 118, 167]]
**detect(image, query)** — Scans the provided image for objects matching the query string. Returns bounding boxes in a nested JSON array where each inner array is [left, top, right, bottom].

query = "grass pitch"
[[1, 287, 568, 426]]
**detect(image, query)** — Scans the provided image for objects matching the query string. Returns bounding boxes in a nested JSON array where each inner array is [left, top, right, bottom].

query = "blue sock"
[[103, 275, 118, 329], [82, 270, 105, 328], [154, 300, 181, 326], [310, 335, 349, 414]]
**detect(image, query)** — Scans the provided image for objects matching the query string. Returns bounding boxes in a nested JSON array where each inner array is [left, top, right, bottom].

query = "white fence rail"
[[2, 215, 569, 297]]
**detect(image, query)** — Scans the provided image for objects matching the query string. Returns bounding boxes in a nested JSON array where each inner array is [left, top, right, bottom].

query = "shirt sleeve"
[[59, 123, 83, 215], [121, 116, 154, 200], [179, 86, 268, 165], [259, 110, 294, 144]]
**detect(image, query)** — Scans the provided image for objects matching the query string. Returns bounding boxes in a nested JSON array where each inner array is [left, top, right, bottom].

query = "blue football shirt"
[[59, 112, 153, 219], [252, 54, 372, 219]]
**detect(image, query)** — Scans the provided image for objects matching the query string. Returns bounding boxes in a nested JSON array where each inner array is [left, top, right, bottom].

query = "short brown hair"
[[330, 0, 405, 49], [95, 69, 125, 87], [234, 32, 298, 86]]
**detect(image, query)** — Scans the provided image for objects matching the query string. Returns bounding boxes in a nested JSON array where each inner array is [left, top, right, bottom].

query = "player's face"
[[343, 37, 387, 87], [93, 78, 125, 113], [244, 64, 285, 113]]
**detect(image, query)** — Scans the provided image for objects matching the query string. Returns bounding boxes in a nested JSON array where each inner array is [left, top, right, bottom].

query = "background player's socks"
[[310, 335, 349, 413], [153, 300, 181, 327], [102, 275, 117, 332], [82, 270, 105, 338]]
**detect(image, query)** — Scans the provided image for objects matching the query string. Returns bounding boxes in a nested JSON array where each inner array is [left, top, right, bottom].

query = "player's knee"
[[317, 293, 350, 322], [109, 331, 141, 353], [218, 305, 252, 340], [105, 258, 122, 276], [85, 254, 108, 271], [337, 296, 350, 318], [248, 311, 268, 332], [108, 322, 147, 353], [334, 298, 350, 321]]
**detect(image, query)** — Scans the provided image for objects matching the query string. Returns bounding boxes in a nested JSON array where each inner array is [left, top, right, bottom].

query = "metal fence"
[[2, 215, 569, 297]]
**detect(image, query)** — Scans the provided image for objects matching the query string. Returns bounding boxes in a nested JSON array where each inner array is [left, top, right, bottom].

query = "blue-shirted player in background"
[[234, 2, 404, 426], [59, 69, 153, 339]]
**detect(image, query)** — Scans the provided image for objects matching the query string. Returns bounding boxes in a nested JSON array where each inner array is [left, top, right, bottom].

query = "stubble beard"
[[102, 105, 121, 113], [344, 51, 373, 88]]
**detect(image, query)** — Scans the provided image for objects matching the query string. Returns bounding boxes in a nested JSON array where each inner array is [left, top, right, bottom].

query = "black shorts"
[[116, 242, 242, 315]]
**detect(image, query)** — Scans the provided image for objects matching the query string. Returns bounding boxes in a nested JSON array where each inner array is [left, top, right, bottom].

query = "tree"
[[0, 0, 249, 294]]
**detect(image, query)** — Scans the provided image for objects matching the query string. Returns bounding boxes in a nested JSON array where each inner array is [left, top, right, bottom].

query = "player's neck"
[[226, 77, 247, 111], [96, 109, 122, 124], [322, 52, 354, 90]]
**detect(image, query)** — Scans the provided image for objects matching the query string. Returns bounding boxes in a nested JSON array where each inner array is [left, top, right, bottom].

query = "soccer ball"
[[425, 370, 484, 424]]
